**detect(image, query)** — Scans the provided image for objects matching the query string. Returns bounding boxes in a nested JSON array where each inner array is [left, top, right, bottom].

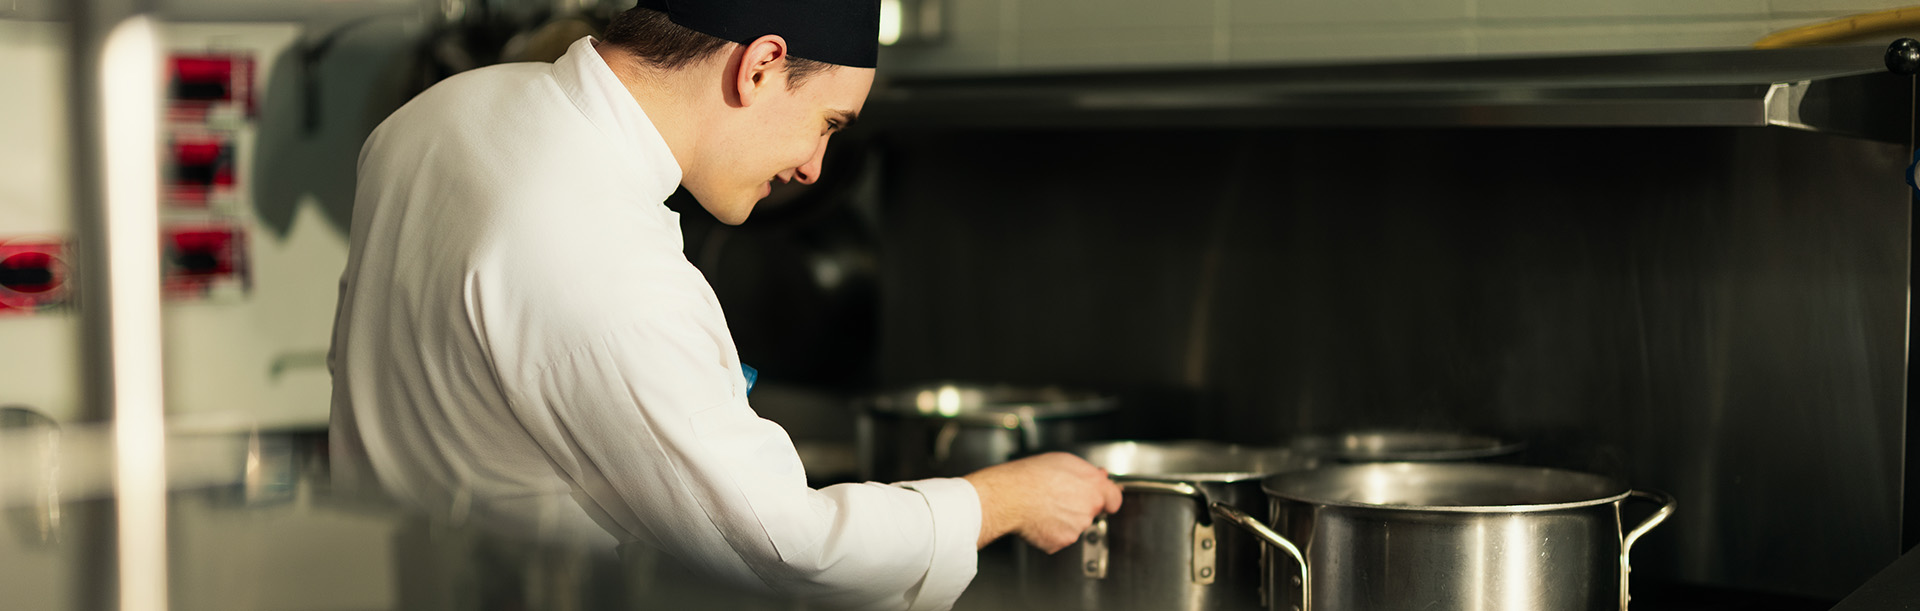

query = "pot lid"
[[1261, 462, 1631, 512]]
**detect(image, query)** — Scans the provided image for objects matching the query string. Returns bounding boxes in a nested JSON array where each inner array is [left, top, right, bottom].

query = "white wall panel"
[[156, 22, 348, 432], [0, 21, 353, 429], [0, 20, 80, 422]]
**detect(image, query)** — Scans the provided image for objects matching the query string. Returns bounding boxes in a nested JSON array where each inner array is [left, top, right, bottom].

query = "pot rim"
[[1114, 472, 1268, 484], [1260, 462, 1632, 513], [1290, 429, 1525, 462], [862, 382, 1116, 421], [1081, 440, 1316, 483]]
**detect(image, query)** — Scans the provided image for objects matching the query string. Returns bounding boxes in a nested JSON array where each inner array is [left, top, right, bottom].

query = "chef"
[[326, 1, 1123, 609]]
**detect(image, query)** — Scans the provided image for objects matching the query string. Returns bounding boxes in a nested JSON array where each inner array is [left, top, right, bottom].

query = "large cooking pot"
[[1211, 462, 1675, 611], [857, 383, 1114, 481], [1017, 441, 1317, 611]]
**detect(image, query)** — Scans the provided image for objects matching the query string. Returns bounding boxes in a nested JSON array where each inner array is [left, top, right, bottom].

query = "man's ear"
[[734, 34, 790, 108]]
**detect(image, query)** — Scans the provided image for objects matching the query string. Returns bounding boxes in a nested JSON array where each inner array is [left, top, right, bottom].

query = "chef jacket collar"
[[551, 36, 684, 210]]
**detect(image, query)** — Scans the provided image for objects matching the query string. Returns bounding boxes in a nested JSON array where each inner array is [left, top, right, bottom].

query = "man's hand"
[[961, 452, 1124, 552]]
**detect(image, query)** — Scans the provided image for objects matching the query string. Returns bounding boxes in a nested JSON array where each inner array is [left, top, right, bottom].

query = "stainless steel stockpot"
[[1212, 462, 1675, 611], [1017, 441, 1317, 611], [856, 383, 1114, 482]]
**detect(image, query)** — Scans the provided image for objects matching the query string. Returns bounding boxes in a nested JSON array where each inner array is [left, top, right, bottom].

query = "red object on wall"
[[0, 240, 70, 315], [167, 53, 256, 121], [167, 132, 237, 206], [163, 224, 249, 299]]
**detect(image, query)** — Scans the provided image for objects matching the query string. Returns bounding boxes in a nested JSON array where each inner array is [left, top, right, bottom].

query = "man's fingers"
[[1103, 480, 1124, 514], [1044, 534, 1073, 554], [1052, 524, 1088, 554]]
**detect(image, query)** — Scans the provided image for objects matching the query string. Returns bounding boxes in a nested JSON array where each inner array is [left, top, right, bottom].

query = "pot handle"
[[1620, 489, 1676, 610], [1623, 489, 1675, 556], [1112, 480, 1221, 584], [1210, 502, 1310, 611], [1117, 479, 1218, 525], [1014, 411, 1042, 456]]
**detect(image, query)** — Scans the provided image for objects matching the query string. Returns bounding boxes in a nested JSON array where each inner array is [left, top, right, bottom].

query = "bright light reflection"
[[1467, 520, 1487, 611], [1501, 515, 1534, 611], [102, 15, 169, 611], [878, 0, 903, 45], [935, 385, 961, 417], [1359, 466, 1398, 505]]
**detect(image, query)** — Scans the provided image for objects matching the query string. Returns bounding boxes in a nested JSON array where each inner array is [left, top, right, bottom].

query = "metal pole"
[[67, 0, 170, 609]]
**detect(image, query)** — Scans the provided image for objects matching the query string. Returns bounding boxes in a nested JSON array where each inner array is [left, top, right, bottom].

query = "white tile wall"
[[1023, 0, 1218, 29], [1231, 24, 1478, 63], [878, 0, 1920, 75], [1476, 0, 1766, 20], [1019, 34, 1218, 69], [1479, 18, 1777, 55], [1232, 0, 1474, 25]]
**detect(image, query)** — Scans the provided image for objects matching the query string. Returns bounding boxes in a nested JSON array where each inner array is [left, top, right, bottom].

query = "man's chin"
[[705, 199, 755, 225]]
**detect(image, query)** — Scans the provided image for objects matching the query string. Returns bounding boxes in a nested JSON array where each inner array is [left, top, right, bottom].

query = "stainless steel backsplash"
[[870, 126, 1910, 598]]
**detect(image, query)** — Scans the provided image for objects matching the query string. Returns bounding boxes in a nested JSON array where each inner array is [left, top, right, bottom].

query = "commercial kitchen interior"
[[3, 0, 1919, 609]]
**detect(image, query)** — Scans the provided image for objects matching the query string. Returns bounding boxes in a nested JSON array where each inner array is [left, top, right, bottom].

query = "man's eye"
[[827, 120, 842, 131]]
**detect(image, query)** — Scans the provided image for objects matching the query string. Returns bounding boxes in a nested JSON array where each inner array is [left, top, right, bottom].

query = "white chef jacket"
[[327, 36, 980, 611]]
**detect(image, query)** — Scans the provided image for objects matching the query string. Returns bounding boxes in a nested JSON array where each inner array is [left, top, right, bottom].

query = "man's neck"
[[593, 42, 707, 178]]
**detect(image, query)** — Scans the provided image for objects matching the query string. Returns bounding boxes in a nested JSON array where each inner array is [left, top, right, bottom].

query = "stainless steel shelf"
[[867, 44, 1916, 142]]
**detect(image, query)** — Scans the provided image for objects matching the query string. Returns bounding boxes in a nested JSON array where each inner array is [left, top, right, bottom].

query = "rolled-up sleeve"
[[504, 310, 980, 611], [891, 478, 982, 610]]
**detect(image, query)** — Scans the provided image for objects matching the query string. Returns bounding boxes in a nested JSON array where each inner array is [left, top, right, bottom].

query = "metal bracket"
[[1258, 544, 1269, 606], [1192, 522, 1217, 585], [1081, 515, 1108, 579], [1763, 80, 1812, 131]]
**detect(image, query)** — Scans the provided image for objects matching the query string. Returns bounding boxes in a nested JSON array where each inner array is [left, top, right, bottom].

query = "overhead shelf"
[[866, 42, 1916, 143]]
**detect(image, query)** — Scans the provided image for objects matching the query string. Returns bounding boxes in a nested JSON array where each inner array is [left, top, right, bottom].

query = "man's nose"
[[794, 137, 829, 185]]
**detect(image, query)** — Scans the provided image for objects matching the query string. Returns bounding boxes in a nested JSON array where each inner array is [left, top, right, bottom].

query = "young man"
[[326, 2, 1122, 609]]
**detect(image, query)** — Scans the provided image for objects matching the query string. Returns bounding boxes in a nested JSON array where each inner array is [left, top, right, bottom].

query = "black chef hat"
[[634, 0, 881, 68]]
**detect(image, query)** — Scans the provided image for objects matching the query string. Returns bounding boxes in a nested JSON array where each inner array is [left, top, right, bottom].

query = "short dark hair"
[[602, 8, 832, 90]]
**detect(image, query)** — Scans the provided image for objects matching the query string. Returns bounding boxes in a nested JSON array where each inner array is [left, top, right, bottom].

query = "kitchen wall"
[[880, 0, 1920, 74], [0, 13, 424, 429], [869, 125, 1910, 599], [5, 0, 1914, 428], [0, 19, 81, 423]]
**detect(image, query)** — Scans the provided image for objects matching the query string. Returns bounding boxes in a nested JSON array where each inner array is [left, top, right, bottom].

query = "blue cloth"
[[1907, 148, 1920, 193], [742, 364, 758, 397]]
